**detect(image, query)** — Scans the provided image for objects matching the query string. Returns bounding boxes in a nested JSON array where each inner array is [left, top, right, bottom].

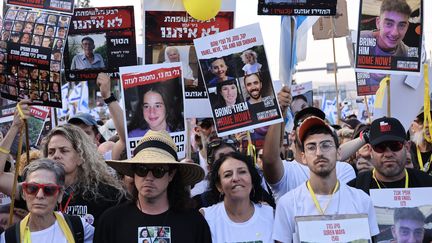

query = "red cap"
[[298, 116, 332, 143]]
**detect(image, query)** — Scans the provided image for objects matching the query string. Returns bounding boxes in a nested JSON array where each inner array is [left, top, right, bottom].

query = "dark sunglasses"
[[134, 165, 171, 179], [372, 141, 404, 153], [197, 119, 214, 129], [22, 182, 62, 196], [207, 138, 238, 163]]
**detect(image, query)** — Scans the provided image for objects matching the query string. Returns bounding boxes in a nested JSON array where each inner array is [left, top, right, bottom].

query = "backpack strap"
[[63, 214, 84, 243], [4, 223, 20, 243]]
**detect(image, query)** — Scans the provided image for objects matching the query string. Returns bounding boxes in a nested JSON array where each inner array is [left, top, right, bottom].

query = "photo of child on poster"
[[144, 7, 235, 118], [7, 0, 75, 13], [258, 0, 337, 16], [0, 7, 71, 107], [355, 0, 422, 74], [194, 23, 282, 137], [120, 62, 186, 159], [64, 6, 137, 81]]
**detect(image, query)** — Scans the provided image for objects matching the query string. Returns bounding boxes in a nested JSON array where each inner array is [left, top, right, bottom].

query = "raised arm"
[[262, 86, 291, 184]]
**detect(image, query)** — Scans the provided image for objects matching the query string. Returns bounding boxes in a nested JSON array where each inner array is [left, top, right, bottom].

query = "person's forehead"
[[245, 75, 260, 84], [212, 59, 225, 66], [303, 133, 333, 144], [381, 11, 409, 21]]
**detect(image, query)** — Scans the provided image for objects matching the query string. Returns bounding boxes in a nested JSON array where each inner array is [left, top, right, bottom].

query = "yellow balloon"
[[182, 0, 222, 21]]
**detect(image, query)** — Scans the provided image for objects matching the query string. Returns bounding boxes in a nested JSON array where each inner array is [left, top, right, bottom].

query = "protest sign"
[[0, 7, 71, 107], [291, 81, 313, 110], [295, 214, 372, 243], [312, 0, 349, 40], [356, 72, 380, 96], [7, 0, 74, 14], [258, 0, 337, 16], [355, 0, 423, 75], [120, 62, 186, 159], [64, 6, 137, 81], [144, 0, 235, 118], [194, 23, 283, 137], [370, 187, 432, 243]]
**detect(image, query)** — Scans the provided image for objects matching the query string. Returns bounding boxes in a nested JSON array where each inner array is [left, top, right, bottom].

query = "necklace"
[[372, 169, 409, 189], [306, 180, 339, 215]]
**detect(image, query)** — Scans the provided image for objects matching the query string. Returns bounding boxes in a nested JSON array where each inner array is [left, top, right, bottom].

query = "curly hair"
[[131, 164, 194, 212], [208, 152, 264, 204], [41, 124, 126, 201], [128, 84, 184, 132]]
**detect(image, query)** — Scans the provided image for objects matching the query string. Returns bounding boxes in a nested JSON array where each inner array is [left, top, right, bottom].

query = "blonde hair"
[[240, 49, 257, 64], [41, 124, 126, 201], [18, 149, 41, 176]]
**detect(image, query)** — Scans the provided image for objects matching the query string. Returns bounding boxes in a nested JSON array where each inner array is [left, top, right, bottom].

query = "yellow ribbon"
[[374, 75, 391, 109], [422, 64, 432, 143], [372, 169, 409, 189], [16, 103, 25, 120], [246, 131, 256, 164], [20, 212, 76, 243], [416, 146, 429, 171], [306, 180, 339, 215]]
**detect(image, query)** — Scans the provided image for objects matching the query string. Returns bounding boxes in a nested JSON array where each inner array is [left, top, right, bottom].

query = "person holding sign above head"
[[272, 116, 379, 243], [348, 117, 432, 194], [359, 0, 411, 57], [128, 84, 184, 137], [71, 36, 105, 70]]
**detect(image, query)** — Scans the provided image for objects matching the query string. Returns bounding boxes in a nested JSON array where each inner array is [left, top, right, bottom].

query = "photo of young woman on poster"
[[215, 79, 243, 109]]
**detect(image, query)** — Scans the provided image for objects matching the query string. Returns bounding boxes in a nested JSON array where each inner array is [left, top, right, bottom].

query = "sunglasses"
[[22, 182, 62, 196], [207, 139, 238, 163], [134, 165, 171, 179], [372, 141, 404, 153]]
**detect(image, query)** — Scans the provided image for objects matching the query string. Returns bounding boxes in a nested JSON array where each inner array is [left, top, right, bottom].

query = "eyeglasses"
[[304, 141, 336, 154], [372, 141, 404, 153], [133, 165, 171, 178], [22, 182, 62, 196]]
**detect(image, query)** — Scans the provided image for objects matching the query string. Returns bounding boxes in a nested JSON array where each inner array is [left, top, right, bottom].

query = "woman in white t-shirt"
[[200, 152, 274, 243]]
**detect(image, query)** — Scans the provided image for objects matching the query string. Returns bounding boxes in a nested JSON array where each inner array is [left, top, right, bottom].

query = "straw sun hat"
[[106, 130, 204, 186]]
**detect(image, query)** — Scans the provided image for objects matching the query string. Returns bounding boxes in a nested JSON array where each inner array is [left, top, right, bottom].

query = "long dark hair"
[[128, 84, 184, 132], [209, 152, 264, 204], [216, 79, 243, 107]]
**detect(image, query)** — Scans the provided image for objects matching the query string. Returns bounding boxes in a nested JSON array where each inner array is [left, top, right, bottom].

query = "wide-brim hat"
[[106, 130, 204, 186]]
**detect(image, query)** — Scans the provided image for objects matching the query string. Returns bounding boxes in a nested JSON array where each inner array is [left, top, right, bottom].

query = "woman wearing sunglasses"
[[0, 109, 126, 227], [1, 159, 94, 242], [200, 152, 273, 243]]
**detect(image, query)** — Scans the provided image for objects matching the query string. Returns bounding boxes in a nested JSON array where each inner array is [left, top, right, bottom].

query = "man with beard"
[[410, 108, 432, 174], [244, 73, 263, 104], [349, 117, 432, 194], [272, 116, 379, 243]]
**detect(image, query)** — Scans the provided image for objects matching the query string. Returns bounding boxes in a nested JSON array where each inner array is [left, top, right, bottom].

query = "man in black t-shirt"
[[349, 117, 432, 194], [95, 130, 211, 243]]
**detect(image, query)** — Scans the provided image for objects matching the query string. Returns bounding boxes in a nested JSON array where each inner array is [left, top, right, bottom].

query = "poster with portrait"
[[64, 6, 137, 81], [370, 187, 432, 243], [0, 97, 16, 119], [356, 72, 380, 96], [294, 214, 372, 243], [258, 0, 337, 16], [0, 7, 72, 107], [355, 0, 423, 75], [137, 226, 171, 243], [194, 23, 283, 137], [291, 81, 313, 113], [7, 0, 74, 13], [120, 62, 186, 159], [144, 0, 235, 118]]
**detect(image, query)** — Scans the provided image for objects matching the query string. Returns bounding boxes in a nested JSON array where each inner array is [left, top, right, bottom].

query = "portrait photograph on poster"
[[258, 0, 337, 16], [194, 23, 282, 137], [355, 0, 423, 75], [370, 187, 432, 243], [120, 62, 186, 159], [64, 6, 137, 81]]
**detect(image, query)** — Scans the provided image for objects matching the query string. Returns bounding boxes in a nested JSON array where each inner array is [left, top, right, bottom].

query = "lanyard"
[[59, 191, 73, 213], [306, 180, 339, 215], [372, 169, 409, 189], [416, 146, 430, 171]]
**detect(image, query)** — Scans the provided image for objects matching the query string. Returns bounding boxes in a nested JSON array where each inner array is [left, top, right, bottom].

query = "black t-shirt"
[[94, 201, 212, 243], [60, 183, 124, 227], [348, 168, 432, 195]]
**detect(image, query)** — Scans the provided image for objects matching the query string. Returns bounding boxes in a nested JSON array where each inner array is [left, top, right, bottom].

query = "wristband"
[[104, 93, 117, 105]]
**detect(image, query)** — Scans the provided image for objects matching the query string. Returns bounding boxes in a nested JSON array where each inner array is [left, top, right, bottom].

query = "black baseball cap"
[[369, 117, 406, 146], [294, 107, 326, 129]]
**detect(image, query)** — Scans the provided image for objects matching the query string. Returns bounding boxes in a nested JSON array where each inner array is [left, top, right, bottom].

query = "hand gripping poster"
[[194, 23, 283, 137], [144, 0, 235, 118], [258, 0, 337, 16], [64, 6, 137, 81], [355, 0, 423, 75], [120, 62, 186, 159], [1, 3, 73, 107], [370, 187, 432, 243]]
